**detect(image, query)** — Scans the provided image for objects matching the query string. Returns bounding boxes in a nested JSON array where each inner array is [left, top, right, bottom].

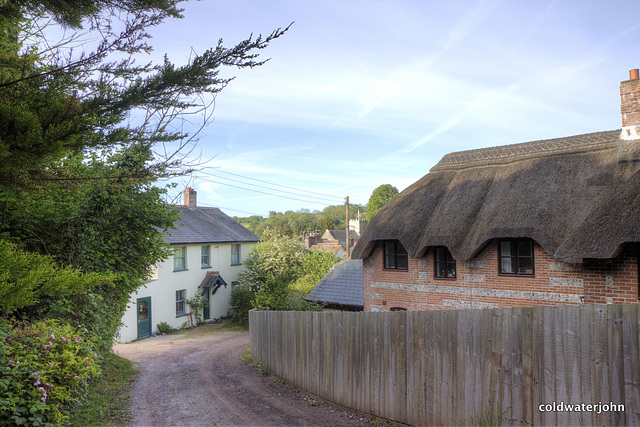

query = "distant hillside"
[[234, 203, 366, 239]]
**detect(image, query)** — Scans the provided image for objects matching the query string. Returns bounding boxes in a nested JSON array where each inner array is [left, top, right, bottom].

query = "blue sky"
[[147, 0, 640, 217]]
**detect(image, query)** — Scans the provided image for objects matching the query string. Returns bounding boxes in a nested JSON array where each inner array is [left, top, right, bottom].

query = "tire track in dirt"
[[114, 329, 393, 427]]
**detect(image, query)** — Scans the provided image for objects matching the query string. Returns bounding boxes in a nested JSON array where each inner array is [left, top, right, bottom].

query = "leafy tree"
[[0, 1, 289, 421], [291, 250, 342, 296], [230, 230, 337, 323], [367, 184, 399, 220], [275, 218, 294, 238], [0, 240, 108, 316], [238, 228, 306, 289]]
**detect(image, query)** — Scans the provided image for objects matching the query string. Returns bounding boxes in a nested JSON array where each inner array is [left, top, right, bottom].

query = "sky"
[[142, 0, 640, 217]]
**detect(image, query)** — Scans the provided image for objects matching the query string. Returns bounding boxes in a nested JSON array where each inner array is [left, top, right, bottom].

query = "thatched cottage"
[[352, 70, 640, 311]]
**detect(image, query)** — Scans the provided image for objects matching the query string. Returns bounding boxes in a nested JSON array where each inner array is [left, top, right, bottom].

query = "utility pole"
[[345, 196, 350, 258]]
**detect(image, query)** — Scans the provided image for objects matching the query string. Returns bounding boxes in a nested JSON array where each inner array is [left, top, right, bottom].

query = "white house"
[[118, 187, 259, 342]]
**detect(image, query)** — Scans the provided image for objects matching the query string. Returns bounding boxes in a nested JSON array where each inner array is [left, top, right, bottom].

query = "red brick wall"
[[621, 75, 640, 128], [363, 241, 639, 311]]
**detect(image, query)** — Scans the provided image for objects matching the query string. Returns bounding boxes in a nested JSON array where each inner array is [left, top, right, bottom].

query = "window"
[[176, 289, 186, 316], [201, 245, 211, 268], [231, 244, 241, 266], [434, 246, 456, 279], [173, 246, 187, 271], [383, 240, 408, 270], [231, 281, 240, 288], [499, 239, 534, 275]]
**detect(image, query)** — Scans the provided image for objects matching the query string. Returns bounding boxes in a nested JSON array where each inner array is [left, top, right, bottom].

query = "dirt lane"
[[113, 328, 392, 427]]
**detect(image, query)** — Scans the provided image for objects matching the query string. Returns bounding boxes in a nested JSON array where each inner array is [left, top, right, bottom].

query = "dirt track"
[[113, 327, 393, 427]]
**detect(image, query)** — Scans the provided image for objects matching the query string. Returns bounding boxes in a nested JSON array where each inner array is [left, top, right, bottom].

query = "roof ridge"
[[430, 129, 621, 172]]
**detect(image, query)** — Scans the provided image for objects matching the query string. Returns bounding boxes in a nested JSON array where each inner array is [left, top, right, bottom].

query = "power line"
[[196, 203, 264, 217], [197, 170, 343, 204], [203, 168, 344, 201], [197, 177, 337, 207]]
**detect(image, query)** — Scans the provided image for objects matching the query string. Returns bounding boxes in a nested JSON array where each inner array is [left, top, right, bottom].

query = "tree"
[[238, 228, 306, 289], [0, 2, 289, 422], [367, 184, 399, 220], [0, 0, 288, 347], [0, 3, 290, 188], [291, 250, 342, 296]]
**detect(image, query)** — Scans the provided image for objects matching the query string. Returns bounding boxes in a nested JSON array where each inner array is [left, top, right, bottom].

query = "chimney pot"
[[631, 69, 639, 80]]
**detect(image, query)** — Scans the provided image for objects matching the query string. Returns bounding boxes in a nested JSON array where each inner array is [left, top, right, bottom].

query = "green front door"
[[137, 297, 151, 339], [201, 288, 210, 320]]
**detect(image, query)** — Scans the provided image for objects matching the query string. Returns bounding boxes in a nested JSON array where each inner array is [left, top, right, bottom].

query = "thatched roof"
[[353, 129, 640, 263]]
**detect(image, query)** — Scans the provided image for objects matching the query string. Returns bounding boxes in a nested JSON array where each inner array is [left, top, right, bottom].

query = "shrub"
[[285, 290, 324, 311], [229, 284, 254, 328], [186, 294, 209, 327], [253, 274, 290, 311], [0, 319, 100, 425], [156, 322, 174, 334]]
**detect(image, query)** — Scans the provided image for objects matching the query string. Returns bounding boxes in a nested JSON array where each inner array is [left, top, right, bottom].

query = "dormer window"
[[434, 246, 456, 279], [383, 240, 408, 270], [498, 239, 534, 275]]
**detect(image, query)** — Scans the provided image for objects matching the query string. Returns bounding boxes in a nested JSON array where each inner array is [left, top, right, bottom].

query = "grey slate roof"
[[164, 206, 259, 245], [306, 259, 364, 308]]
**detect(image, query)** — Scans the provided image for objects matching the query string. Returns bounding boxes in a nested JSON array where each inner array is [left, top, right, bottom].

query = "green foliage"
[[0, 3, 288, 420], [253, 274, 291, 311], [66, 351, 137, 427], [0, 240, 108, 315], [0, 319, 100, 425], [291, 250, 342, 296], [156, 322, 174, 334], [186, 293, 209, 326], [239, 228, 306, 289], [235, 202, 366, 239], [231, 233, 336, 325], [285, 290, 324, 312], [367, 184, 399, 220], [229, 284, 254, 328]]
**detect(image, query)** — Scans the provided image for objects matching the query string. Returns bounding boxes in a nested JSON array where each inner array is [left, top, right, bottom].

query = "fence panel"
[[248, 304, 640, 426]]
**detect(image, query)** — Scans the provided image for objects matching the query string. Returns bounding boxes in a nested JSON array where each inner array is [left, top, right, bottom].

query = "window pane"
[[174, 247, 185, 270], [500, 241, 511, 257], [231, 244, 241, 265], [447, 263, 456, 278], [138, 301, 149, 321], [501, 257, 513, 273], [201, 245, 210, 267], [518, 240, 532, 257], [397, 252, 408, 269], [518, 257, 533, 274], [436, 263, 446, 277], [397, 242, 408, 269], [384, 242, 396, 269], [176, 290, 186, 314]]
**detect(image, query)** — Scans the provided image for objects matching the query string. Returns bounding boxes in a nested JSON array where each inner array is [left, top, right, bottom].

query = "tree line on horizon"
[[234, 184, 399, 239]]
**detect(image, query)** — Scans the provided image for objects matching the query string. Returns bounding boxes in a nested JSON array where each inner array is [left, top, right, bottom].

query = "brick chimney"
[[184, 187, 196, 208], [621, 69, 640, 140]]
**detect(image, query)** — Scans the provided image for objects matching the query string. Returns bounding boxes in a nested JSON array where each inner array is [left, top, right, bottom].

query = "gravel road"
[[113, 326, 395, 427]]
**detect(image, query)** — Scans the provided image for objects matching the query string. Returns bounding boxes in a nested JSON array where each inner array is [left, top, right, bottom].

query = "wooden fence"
[[249, 304, 640, 426]]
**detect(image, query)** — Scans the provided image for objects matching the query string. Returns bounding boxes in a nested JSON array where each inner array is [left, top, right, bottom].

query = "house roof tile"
[[306, 259, 364, 308], [164, 206, 259, 245]]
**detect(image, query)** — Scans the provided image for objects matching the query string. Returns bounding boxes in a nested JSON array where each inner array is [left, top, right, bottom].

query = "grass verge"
[[67, 351, 138, 426], [176, 318, 247, 340]]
